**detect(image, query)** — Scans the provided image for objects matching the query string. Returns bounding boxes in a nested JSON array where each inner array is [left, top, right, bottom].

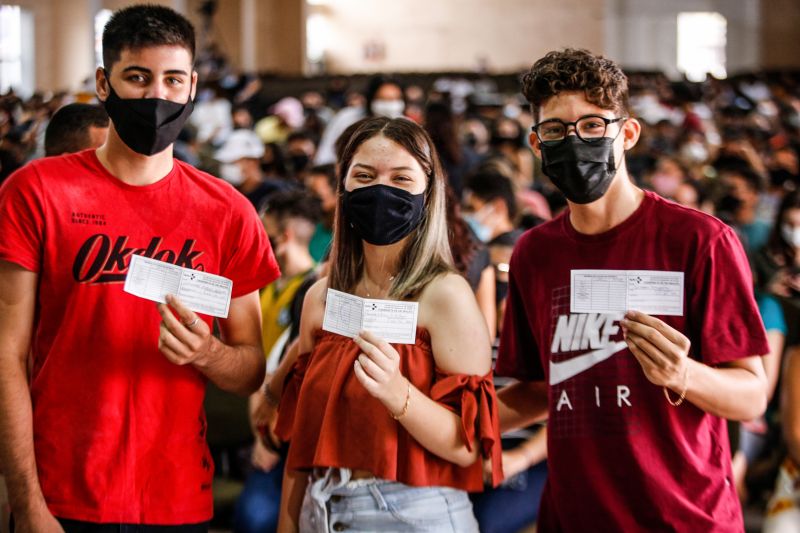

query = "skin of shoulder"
[[418, 272, 492, 376]]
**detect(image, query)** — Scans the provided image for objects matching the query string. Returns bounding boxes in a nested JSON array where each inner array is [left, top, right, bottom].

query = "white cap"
[[214, 129, 265, 163]]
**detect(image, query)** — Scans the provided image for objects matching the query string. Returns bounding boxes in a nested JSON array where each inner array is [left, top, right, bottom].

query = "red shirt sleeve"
[[0, 163, 45, 272], [688, 225, 769, 364], [220, 191, 280, 297]]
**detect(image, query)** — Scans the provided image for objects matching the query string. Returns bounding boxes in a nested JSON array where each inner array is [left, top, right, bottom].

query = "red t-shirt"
[[497, 191, 769, 532], [0, 150, 279, 524]]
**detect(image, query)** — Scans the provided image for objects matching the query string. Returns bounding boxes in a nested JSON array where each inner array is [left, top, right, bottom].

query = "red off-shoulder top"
[[275, 328, 503, 491]]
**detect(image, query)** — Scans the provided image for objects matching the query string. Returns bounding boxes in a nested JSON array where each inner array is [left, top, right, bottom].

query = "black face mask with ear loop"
[[101, 70, 195, 156], [538, 125, 625, 205]]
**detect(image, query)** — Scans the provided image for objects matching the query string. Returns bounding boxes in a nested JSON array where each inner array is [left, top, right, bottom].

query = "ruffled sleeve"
[[431, 371, 504, 488], [274, 350, 311, 442]]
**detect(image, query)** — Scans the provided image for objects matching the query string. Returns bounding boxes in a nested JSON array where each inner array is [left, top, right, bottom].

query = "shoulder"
[[419, 272, 475, 312], [420, 273, 491, 374], [646, 190, 729, 240]]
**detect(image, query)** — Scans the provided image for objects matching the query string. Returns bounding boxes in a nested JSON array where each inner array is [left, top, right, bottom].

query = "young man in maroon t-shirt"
[[496, 49, 769, 532], [0, 5, 278, 532]]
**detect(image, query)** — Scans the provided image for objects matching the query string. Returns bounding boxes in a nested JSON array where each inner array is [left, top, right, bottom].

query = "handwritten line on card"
[[322, 288, 418, 344], [124, 254, 233, 318], [570, 269, 684, 316]]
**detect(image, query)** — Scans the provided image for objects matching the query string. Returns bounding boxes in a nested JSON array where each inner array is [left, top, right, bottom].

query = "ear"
[[490, 196, 508, 217], [621, 117, 641, 150], [96, 67, 109, 102], [528, 131, 541, 159], [190, 71, 198, 100]]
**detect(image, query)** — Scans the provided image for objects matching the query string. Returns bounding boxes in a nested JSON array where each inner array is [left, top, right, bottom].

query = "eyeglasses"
[[532, 115, 626, 144]]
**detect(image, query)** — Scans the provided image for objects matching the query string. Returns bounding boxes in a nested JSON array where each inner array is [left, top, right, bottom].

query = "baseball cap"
[[214, 129, 265, 163]]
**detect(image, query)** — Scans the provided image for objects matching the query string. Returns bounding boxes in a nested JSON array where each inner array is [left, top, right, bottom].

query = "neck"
[[95, 130, 174, 186], [239, 172, 264, 194], [568, 170, 644, 235], [361, 239, 404, 292], [491, 219, 515, 240], [278, 246, 314, 279]]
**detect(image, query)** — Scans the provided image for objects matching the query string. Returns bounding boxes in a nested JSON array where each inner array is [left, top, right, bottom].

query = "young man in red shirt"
[[496, 49, 769, 532], [0, 5, 278, 532]]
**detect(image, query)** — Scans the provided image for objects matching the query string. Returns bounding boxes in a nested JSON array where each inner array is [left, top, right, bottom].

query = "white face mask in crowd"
[[219, 163, 245, 186], [370, 99, 405, 119], [782, 224, 800, 249]]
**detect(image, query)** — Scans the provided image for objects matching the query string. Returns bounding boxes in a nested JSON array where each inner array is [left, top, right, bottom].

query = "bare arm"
[[782, 347, 800, 465], [278, 468, 309, 533], [474, 265, 496, 340], [0, 261, 63, 531], [622, 310, 767, 421], [496, 380, 548, 433], [353, 274, 492, 467], [763, 330, 785, 402], [157, 291, 265, 395]]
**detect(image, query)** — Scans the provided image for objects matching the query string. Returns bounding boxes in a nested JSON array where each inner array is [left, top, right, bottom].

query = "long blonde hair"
[[328, 117, 454, 300]]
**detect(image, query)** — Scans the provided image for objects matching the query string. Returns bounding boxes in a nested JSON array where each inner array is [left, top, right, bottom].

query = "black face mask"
[[539, 136, 619, 204], [102, 74, 194, 156], [343, 184, 425, 246], [289, 154, 310, 173]]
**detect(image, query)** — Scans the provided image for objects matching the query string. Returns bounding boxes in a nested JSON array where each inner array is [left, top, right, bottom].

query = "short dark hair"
[[102, 4, 196, 73], [44, 103, 109, 156], [308, 164, 337, 191], [261, 190, 322, 228], [522, 48, 630, 120], [465, 170, 518, 220]]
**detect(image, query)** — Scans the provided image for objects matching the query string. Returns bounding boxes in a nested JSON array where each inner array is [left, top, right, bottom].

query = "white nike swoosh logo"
[[549, 341, 628, 385]]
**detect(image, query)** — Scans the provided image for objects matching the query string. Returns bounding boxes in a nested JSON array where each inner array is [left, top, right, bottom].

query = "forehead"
[[538, 91, 615, 122], [350, 135, 422, 170], [112, 45, 193, 73]]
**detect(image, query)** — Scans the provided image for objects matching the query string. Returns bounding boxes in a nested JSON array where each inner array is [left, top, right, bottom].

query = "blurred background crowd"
[[2, 14, 800, 532]]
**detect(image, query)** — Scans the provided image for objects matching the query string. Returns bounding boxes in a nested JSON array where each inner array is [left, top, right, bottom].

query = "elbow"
[[451, 443, 481, 468]]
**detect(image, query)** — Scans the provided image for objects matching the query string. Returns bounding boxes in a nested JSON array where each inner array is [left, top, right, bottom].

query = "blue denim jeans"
[[299, 468, 479, 533]]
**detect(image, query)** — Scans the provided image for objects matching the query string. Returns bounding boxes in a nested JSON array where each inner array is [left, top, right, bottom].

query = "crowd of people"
[[1, 3, 800, 533]]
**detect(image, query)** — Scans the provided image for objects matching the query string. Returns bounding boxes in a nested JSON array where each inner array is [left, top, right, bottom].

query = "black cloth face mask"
[[343, 184, 425, 246], [102, 73, 194, 156], [539, 135, 620, 204]]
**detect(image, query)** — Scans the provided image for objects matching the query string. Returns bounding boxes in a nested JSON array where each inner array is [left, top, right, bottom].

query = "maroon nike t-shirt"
[[497, 191, 768, 532], [0, 150, 279, 524]]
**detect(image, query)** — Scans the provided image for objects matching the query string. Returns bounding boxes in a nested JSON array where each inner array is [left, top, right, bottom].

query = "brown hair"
[[328, 117, 453, 299], [522, 48, 630, 120]]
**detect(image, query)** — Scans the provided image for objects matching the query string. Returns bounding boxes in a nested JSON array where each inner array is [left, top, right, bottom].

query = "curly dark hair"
[[521, 48, 630, 119]]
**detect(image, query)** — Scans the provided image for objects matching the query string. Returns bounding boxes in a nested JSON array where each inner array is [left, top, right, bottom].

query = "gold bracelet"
[[390, 380, 411, 420], [663, 364, 690, 407]]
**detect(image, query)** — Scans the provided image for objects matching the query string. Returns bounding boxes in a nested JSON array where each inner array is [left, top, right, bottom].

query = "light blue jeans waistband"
[[299, 467, 479, 532]]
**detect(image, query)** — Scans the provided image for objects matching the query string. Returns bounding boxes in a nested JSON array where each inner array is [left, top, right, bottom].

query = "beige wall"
[[9, 0, 800, 92], [313, 0, 607, 74], [761, 0, 800, 69]]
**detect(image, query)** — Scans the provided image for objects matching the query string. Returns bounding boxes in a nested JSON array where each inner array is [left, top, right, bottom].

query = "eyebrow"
[[121, 65, 190, 76], [352, 163, 416, 171]]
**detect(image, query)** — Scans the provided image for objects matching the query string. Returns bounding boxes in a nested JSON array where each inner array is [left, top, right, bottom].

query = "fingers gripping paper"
[[124, 254, 233, 318], [322, 288, 418, 344]]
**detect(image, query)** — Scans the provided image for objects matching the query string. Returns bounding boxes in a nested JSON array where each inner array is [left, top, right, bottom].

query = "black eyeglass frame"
[[532, 115, 627, 145]]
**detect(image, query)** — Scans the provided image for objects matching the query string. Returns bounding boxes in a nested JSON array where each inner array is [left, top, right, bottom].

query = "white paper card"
[[570, 269, 684, 316], [124, 254, 233, 318], [322, 288, 418, 344]]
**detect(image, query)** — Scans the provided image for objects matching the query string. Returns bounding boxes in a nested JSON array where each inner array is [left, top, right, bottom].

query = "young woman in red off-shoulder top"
[[272, 116, 503, 532]]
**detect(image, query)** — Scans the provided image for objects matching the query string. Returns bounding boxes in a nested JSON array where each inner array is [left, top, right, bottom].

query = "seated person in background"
[[44, 103, 109, 156], [234, 190, 321, 533], [215, 129, 291, 210]]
